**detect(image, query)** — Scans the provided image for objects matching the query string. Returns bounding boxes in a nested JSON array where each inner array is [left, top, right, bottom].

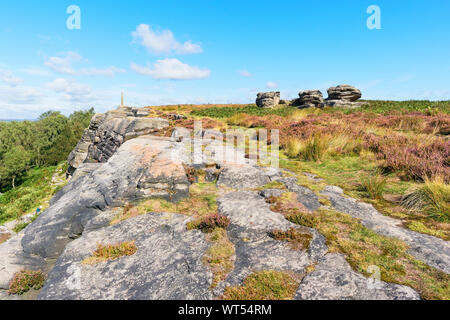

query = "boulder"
[[326, 85, 361, 101], [256, 92, 280, 108], [293, 90, 324, 108]]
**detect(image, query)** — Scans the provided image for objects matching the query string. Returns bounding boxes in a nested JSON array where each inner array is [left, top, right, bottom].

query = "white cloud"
[[0, 69, 24, 87], [266, 81, 278, 89], [0, 85, 42, 104], [131, 24, 202, 55], [44, 51, 83, 74], [78, 66, 126, 77], [21, 67, 52, 76], [131, 59, 210, 80], [239, 70, 252, 77], [44, 52, 125, 77], [47, 78, 96, 103]]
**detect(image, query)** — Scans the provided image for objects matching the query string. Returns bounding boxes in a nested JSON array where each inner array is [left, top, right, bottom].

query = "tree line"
[[0, 108, 95, 190]]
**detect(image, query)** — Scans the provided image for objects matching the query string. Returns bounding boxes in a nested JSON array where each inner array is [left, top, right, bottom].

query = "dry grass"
[[203, 228, 235, 288], [268, 227, 312, 250], [0, 232, 10, 244], [221, 270, 300, 300], [402, 177, 450, 222], [82, 241, 137, 265], [359, 170, 388, 199]]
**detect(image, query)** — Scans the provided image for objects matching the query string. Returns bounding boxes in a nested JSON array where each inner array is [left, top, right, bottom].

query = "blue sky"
[[0, 0, 449, 119]]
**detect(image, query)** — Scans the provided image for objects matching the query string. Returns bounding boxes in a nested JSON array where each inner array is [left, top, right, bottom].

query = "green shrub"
[[187, 213, 230, 233], [8, 270, 46, 295], [191, 104, 295, 118]]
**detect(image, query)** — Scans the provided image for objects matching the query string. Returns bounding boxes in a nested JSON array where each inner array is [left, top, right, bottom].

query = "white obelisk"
[[120, 92, 124, 108]]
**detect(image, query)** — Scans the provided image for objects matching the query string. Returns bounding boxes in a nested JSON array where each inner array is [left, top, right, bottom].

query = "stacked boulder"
[[322, 85, 367, 108], [256, 91, 280, 108], [292, 90, 324, 108]]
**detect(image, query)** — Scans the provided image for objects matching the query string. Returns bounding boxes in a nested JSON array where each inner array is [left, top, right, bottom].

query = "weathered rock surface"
[[321, 100, 368, 109], [293, 90, 324, 109], [322, 186, 450, 274], [296, 254, 420, 300], [256, 92, 280, 108], [215, 191, 419, 300], [22, 136, 190, 259], [217, 165, 271, 189], [0, 232, 45, 290], [279, 177, 321, 212], [67, 108, 169, 175], [38, 213, 213, 300], [326, 84, 362, 101]]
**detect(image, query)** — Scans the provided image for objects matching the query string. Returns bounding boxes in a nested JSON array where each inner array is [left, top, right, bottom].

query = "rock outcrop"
[[322, 84, 368, 108], [3, 107, 448, 301], [327, 84, 361, 101], [256, 92, 280, 108], [67, 108, 169, 176], [292, 90, 324, 109]]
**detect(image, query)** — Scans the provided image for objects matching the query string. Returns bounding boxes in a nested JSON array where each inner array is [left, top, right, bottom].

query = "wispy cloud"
[[0, 69, 24, 87], [239, 70, 252, 77], [47, 78, 96, 103], [266, 81, 278, 89], [131, 58, 210, 80], [20, 67, 51, 77], [44, 52, 125, 77], [0, 85, 42, 104], [131, 24, 202, 55]]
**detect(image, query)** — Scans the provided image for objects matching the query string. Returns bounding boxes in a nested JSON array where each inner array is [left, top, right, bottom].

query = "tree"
[[0, 146, 31, 188]]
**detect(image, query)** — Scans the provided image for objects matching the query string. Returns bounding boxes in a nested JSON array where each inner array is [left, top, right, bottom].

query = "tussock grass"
[[82, 241, 137, 265], [221, 270, 300, 300], [285, 138, 303, 158], [299, 134, 330, 162], [284, 134, 330, 162], [402, 177, 450, 222], [359, 170, 387, 199]]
